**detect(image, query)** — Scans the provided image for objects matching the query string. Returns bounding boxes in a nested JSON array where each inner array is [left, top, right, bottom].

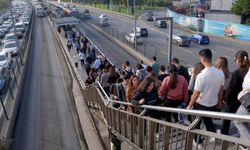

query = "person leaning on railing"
[[131, 77, 161, 119]]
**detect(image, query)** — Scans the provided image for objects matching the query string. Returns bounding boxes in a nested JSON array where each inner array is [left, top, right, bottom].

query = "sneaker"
[[193, 140, 202, 149], [207, 137, 216, 143]]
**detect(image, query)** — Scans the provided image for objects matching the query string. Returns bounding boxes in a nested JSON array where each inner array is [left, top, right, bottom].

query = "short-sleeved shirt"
[[194, 66, 224, 107]]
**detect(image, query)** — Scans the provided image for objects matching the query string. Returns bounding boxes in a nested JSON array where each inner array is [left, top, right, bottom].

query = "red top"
[[158, 75, 188, 102]]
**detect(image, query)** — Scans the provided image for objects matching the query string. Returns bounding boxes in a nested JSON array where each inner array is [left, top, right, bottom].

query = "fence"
[[0, 4, 34, 135], [167, 9, 250, 42], [82, 82, 250, 150]]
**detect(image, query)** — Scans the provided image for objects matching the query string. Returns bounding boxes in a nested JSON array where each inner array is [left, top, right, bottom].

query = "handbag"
[[238, 93, 250, 111]]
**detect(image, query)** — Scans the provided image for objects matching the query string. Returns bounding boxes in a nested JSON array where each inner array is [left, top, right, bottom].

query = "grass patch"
[[0, 0, 7, 11], [89, 3, 165, 16]]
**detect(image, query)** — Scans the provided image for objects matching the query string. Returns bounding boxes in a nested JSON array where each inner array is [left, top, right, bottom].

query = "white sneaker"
[[193, 140, 202, 149], [208, 137, 216, 143]]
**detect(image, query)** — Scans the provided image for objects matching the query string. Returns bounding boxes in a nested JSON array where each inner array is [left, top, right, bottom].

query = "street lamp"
[[133, 0, 137, 50]]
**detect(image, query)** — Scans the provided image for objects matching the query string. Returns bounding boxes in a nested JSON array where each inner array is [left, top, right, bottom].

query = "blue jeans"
[[234, 105, 250, 140]]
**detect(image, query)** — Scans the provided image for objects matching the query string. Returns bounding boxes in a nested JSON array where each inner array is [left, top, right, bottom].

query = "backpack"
[[125, 67, 133, 78]]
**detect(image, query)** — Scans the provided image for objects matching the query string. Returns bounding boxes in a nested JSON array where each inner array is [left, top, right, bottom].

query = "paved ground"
[[10, 17, 86, 150]]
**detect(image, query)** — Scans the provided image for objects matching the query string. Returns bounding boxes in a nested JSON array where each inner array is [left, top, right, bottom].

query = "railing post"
[[0, 97, 9, 120], [185, 132, 194, 150], [109, 129, 121, 150]]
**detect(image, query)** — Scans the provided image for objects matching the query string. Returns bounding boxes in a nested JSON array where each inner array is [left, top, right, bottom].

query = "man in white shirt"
[[187, 49, 224, 141]]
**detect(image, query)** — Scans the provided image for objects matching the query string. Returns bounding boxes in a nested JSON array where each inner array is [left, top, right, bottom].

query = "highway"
[[79, 18, 139, 67], [81, 7, 250, 70], [10, 17, 86, 150]]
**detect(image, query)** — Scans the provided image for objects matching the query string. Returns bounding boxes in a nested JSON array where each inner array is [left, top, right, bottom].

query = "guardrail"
[[82, 81, 250, 150]]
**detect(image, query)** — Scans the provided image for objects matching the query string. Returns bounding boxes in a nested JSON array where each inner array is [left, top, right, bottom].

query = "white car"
[[0, 51, 12, 69], [99, 14, 108, 20], [125, 33, 143, 45], [3, 41, 19, 55], [3, 33, 16, 44]]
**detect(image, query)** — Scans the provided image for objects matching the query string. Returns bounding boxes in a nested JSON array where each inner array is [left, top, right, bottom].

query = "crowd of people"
[[61, 27, 250, 146]]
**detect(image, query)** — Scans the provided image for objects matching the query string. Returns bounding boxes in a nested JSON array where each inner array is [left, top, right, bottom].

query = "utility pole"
[[167, 17, 173, 67]]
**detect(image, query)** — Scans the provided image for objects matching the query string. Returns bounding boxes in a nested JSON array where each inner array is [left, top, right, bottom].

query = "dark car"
[[189, 34, 209, 44], [0, 67, 10, 94], [145, 15, 153, 21], [136, 27, 148, 37], [154, 20, 167, 28], [15, 28, 24, 39], [0, 31, 5, 39], [173, 35, 191, 46]]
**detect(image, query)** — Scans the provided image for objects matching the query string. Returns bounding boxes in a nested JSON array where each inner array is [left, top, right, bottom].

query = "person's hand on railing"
[[139, 98, 145, 105]]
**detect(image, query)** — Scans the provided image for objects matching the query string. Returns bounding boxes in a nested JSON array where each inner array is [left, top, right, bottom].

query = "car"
[[21, 18, 30, 26], [125, 33, 143, 45], [145, 15, 153, 21], [98, 19, 109, 26], [0, 67, 10, 94], [172, 35, 191, 46], [15, 22, 25, 29], [136, 27, 148, 37], [0, 51, 12, 69], [3, 33, 16, 44], [15, 28, 24, 39], [3, 41, 19, 55], [99, 14, 108, 20], [0, 26, 9, 34], [0, 31, 5, 39], [154, 20, 167, 28], [189, 34, 209, 44], [84, 9, 91, 18]]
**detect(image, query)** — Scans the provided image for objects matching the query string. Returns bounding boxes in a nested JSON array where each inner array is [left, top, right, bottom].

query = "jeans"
[[234, 105, 250, 140]]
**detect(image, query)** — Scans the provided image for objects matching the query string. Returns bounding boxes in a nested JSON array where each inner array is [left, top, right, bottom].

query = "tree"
[[231, 0, 250, 24]]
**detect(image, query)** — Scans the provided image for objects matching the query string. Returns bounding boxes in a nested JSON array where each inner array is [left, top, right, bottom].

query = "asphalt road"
[[10, 17, 85, 150], [82, 7, 250, 70], [79, 19, 139, 67]]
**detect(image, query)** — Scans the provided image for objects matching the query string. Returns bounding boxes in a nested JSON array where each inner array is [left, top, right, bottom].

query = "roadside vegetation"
[[231, 0, 250, 25], [66, 0, 172, 15], [0, 0, 7, 11]]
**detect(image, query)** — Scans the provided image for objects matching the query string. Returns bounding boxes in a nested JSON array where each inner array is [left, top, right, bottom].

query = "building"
[[210, 0, 235, 11]]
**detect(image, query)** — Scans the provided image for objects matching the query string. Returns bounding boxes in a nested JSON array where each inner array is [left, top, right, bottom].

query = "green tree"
[[231, 0, 250, 24], [0, 0, 7, 11]]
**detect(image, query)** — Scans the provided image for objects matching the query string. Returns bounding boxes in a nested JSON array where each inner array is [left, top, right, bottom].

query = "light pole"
[[109, 0, 112, 11], [133, 0, 137, 50]]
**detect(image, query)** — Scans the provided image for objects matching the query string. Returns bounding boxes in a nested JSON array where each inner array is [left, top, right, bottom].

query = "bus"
[[34, 4, 45, 17]]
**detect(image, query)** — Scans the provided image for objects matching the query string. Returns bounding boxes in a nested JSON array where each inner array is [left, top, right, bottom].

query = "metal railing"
[[82, 81, 250, 150]]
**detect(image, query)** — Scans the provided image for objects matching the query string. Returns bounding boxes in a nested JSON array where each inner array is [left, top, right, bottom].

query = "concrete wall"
[[205, 12, 241, 24], [211, 0, 235, 11]]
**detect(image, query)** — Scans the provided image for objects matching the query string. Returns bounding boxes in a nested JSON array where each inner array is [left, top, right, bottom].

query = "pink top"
[[158, 75, 188, 102]]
